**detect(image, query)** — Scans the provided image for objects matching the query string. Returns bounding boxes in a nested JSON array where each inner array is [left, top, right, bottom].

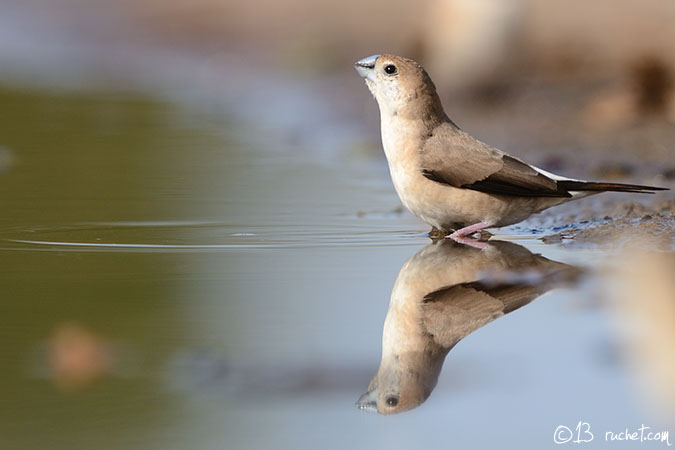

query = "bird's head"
[[354, 54, 444, 121]]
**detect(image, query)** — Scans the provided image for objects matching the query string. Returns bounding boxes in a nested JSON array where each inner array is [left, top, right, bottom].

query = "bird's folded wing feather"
[[421, 281, 541, 348], [420, 124, 571, 197]]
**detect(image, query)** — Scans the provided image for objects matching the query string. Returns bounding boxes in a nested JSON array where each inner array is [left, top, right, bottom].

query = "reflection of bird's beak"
[[355, 389, 378, 412], [354, 54, 379, 83]]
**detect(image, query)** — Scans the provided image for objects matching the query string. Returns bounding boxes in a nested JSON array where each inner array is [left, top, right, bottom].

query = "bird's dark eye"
[[384, 64, 397, 75], [386, 396, 399, 407]]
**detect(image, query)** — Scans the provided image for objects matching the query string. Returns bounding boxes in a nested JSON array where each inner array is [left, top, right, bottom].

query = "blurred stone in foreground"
[[609, 249, 675, 420], [47, 323, 114, 391]]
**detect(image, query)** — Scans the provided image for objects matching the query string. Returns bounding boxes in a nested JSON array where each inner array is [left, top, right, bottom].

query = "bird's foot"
[[448, 222, 491, 248], [428, 227, 448, 241], [449, 222, 490, 238], [476, 229, 494, 241]]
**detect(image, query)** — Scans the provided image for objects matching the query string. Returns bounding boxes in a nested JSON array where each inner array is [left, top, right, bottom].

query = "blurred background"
[[0, 1, 673, 449], [3, 0, 675, 164]]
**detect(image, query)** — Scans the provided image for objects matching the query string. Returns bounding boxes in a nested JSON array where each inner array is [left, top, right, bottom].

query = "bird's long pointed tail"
[[558, 180, 669, 194]]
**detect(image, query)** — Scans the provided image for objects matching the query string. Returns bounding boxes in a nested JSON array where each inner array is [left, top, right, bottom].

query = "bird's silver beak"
[[355, 389, 378, 412], [354, 54, 380, 83]]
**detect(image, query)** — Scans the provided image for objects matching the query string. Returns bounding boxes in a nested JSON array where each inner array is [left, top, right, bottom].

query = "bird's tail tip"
[[558, 180, 670, 194]]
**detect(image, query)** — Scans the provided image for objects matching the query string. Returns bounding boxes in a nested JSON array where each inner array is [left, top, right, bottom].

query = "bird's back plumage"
[[420, 122, 667, 198]]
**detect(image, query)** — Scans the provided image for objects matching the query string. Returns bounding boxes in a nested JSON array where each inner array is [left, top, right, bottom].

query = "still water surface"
[[0, 86, 663, 449]]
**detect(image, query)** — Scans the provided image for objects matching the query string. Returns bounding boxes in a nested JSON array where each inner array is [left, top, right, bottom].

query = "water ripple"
[[1, 221, 428, 252]]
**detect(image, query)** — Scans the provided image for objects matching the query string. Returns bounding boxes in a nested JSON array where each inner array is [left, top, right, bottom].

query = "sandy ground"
[[527, 197, 674, 247]]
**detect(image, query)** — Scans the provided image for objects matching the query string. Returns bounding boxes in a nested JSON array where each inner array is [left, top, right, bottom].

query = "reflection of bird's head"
[[356, 346, 450, 415], [357, 239, 579, 415], [354, 54, 444, 120]]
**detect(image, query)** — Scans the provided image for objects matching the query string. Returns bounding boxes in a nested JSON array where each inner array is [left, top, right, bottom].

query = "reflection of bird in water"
[[357, 240, 579, 415]]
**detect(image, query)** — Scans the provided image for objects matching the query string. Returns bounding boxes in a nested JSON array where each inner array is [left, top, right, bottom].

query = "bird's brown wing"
[[421, 281, 542, 348], [420, 124, 571, 198], [421, 285, 506, 348]]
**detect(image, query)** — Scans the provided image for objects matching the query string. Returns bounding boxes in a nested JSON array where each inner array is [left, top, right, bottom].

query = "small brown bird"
[[356, 239, 579, 414], [354, 54, 668, 242]]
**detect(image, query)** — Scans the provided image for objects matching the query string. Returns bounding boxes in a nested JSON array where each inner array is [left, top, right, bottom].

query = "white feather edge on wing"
[[530, 165, 583, 182], [530, 164, 596, 199]]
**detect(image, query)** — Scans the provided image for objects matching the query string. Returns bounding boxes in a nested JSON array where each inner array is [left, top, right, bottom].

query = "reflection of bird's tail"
[[559, 180, 668, 194]]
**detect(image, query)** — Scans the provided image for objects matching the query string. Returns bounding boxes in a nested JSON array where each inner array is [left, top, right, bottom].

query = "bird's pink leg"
[[450, 222, 490, 238], [448, 222, 491, 249]]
